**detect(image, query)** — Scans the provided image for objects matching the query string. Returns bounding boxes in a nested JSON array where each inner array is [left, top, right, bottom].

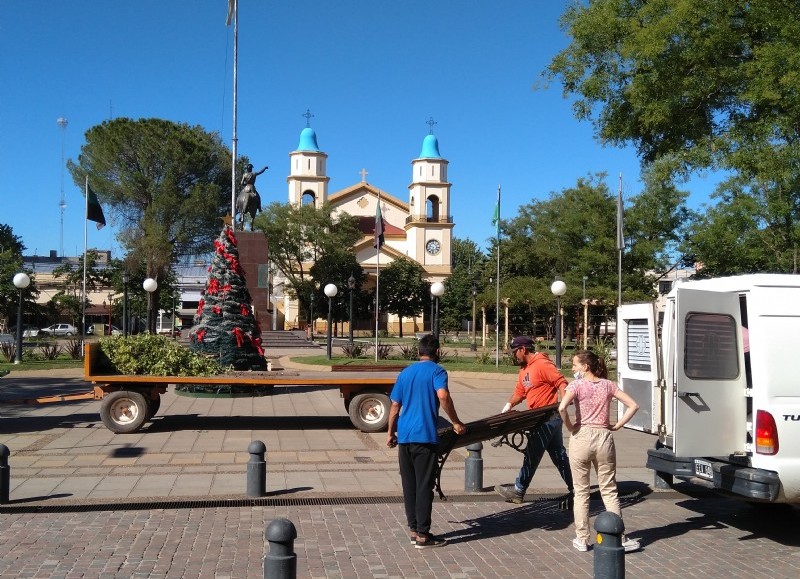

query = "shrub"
[[476, 350, 493, 365], [64, 339, 83, 360], [0, 342, 15, 362], [398, 342, 418, 360], [38, 342, 63, 360], [99, 334, 224, 376], [340, 342, 371, 358], [591, 337, 615, 368], [376, 343, 393, 360]]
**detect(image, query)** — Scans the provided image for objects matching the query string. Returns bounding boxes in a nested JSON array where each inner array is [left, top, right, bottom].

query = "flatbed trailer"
[[81, 344, 398, 434]]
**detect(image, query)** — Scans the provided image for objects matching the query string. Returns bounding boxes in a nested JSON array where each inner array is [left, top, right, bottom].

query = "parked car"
[[99, 324, 122, 336], [9, 325, 40, 338], [40, 323, 78, 336]]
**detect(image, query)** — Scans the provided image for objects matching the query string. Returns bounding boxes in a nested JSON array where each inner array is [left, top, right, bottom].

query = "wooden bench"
[[331, 364, 408, 373]]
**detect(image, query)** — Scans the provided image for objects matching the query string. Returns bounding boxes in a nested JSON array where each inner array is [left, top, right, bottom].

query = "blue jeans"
[[514, 415, 574, 493]]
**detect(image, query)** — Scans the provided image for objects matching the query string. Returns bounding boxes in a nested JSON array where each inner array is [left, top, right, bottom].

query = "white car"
[[40, 323, 78, 336]]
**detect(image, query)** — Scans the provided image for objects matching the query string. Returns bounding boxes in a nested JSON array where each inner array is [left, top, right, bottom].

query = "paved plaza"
[[1, 357, 798, 578]]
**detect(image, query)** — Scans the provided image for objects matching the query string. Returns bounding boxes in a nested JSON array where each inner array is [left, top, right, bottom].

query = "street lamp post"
[[13, 272, 30, 364], [107, 292, 114, 332], [431, 282, 445, 340], [550, 279, 567, 369], [309, 293, 315, 341], [122, 272, 130, 337], [347, 274, 356, 344], [470, 284, 478, 351], [582, 275, 588, 349], [324, 283, 338, 360], [143, 278, 157, 334]]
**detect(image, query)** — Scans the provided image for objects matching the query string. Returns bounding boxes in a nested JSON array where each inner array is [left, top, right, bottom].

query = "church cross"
[[426, 116, 437, 134], [360, 168, 368, 182], [302, 109, 314, 127]]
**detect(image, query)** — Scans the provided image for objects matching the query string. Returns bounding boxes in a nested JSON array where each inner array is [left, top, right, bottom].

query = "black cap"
[[510, 336, 534, 349]]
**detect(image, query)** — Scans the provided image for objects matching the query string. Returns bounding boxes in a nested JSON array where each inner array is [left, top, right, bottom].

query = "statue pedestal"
[[236, 231, 272, 330]]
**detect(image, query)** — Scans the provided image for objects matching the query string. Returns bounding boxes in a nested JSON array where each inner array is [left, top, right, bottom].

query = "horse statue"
[[236, 164, 267, 229]]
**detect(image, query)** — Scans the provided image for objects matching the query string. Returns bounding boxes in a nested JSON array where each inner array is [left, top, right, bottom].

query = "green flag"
[[491, 185, 501, 238]]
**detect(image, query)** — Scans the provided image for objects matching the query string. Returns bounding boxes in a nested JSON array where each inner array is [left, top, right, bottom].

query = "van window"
[[626, 319, 651, 371], [684, 313, 739, 380]]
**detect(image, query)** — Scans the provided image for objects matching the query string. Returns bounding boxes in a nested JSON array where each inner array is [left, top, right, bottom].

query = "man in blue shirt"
[[387, 334, 466, 549]]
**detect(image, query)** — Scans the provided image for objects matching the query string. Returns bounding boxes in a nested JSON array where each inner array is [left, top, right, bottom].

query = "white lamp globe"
[[324, 283, 338, 298], [13, 272, 31, 289], [143, 278, 158, 293], [431, 282, 445, 297], [550, 280, 567, 297]]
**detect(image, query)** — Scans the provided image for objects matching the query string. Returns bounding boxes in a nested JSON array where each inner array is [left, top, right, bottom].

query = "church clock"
[[425, 239, 441, 255]]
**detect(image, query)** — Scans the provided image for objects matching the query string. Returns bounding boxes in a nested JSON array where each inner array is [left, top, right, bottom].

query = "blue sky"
[[1, 1, 717, 259]]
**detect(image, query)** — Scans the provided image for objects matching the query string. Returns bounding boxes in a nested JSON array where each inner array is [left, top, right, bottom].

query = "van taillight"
[[755, 410, 779, 455]]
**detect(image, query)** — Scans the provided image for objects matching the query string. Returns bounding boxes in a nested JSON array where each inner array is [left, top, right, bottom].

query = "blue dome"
[[297, 127, 320, 152], [419, 134, 442, 159]]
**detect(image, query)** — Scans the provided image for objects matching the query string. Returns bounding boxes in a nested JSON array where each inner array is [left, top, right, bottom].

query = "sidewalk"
[[1, 365, 798, 578]]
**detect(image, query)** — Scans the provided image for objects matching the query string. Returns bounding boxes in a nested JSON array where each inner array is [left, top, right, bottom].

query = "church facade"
[[278, 126, 454, 335]]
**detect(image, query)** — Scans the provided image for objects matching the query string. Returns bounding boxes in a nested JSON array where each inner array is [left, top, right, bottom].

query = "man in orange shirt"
[[495, 336, 574, 506]]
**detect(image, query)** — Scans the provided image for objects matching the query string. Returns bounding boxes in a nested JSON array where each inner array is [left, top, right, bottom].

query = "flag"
[[373, 200, 385, 249], [87, 185, 106, 230], [616, 174, 624, 251], [226, 0, 236, 25], [491, 185, 501, 238]]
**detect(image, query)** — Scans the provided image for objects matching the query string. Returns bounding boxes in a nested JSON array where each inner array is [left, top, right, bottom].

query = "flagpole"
[[616, 173, 623, 307], [82, 176, 89, 342], [230, 0, 238, 227], [495, 184, 501, 368], [375, 191, 381, 362]]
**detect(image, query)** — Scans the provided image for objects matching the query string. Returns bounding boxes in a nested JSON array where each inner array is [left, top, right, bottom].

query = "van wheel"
[[100, 390, 148, 433], [348, 392, 390, 432]]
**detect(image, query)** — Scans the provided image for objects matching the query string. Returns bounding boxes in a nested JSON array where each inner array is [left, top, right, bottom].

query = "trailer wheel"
[[100, 390, 148, 433], [145, 396, 161, 421], [348, 391, 390, 432]]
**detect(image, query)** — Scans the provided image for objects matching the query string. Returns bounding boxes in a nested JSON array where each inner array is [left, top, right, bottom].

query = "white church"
[[278, 125, 454, 335]]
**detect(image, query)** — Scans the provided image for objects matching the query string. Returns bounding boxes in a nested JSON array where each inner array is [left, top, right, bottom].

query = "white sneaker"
[[572, 537, 590, 552], [622, 536, 640, 552]]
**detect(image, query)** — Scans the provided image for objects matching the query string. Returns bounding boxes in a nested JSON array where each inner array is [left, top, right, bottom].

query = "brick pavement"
[[1, 362, 799, 578]]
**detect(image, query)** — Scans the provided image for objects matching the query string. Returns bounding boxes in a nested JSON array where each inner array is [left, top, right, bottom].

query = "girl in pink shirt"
[[558, 350, 640, 553]]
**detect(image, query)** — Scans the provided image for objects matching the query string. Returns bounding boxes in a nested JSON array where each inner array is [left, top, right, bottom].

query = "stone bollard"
[[464, 442, 483, 491], [264, 518, 297, 579], [0, 444, 9, 504], [593, 511, 625, 579], [247, 440, 267, 498]]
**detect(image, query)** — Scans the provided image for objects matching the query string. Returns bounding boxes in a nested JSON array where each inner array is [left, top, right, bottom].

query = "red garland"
[[196, 298, 205, 315], [207, 278, 220, 295], [225, 227, 238, 246], [196, 329, 206, 343], [213, 305, 221, 315], [250, 335, 264, 356], [240, 303, 250, 316], [231, 326, 245, 347]]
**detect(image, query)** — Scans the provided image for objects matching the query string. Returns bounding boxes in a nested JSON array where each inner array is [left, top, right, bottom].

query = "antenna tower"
[[57, 116, 68, 257]]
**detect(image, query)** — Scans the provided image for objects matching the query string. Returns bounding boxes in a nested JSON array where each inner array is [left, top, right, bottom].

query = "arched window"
[[426, 195, 440, 222], [302, 191, 316, 206]]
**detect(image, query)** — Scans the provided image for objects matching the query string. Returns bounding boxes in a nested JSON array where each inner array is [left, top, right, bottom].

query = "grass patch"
[[0, 358, 84, 373], [290, 355, 520, 374]]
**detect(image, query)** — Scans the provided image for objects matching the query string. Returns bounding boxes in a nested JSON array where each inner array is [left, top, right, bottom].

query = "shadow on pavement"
[[443, 484, 649, 545], [0, 412, 99, 434], [145, 414, 355, 432]]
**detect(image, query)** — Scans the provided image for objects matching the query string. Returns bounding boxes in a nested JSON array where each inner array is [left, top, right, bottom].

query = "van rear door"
[[674, 288, 746, 456], [617, 303, 661, 434]]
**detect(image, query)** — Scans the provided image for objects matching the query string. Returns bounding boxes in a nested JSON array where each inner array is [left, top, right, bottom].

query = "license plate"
[[694, 459, 713, 480]]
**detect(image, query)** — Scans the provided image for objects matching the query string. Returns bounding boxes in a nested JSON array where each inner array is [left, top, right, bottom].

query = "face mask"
[[573, 370, 584, 380]]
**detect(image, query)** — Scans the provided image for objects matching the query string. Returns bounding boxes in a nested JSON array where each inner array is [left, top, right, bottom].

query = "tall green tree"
[[0, 224, 34, 327], [378, 257, 428, 338], [255, 201, 361, 318], [309, 251, 367, 325], [68, 118, 233, 331], [547, 1, 800, 272], [440, 238, 486, 335]]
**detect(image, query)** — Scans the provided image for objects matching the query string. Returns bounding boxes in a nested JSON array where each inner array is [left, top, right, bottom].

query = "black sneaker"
[[495, 483, 525, 504], [415, 534, 448, 549]]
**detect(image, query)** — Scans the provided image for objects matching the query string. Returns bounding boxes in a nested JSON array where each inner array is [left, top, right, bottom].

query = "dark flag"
[[87, 186, 106, 230], [373, 200, 385, 249]]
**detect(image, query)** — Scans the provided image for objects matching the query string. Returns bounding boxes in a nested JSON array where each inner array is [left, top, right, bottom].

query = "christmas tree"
[[188, 225, 267, 371]]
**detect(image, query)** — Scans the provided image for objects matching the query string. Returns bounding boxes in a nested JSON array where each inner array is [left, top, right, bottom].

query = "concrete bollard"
[[247, 440, 267, 498], [264, 518, 297, 579], [464, 442, 483, 491], [0, 444, 9, 504], [593, 511, 625, 579]]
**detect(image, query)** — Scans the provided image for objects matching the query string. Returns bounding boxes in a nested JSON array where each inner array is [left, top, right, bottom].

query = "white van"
[[617, 274, 800, 503]]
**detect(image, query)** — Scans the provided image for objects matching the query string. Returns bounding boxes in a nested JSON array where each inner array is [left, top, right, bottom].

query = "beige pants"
[[568, 426, 621, 543]]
